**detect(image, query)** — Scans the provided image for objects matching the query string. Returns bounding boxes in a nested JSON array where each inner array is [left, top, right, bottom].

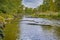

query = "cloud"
[[22, 0, 43, 8]]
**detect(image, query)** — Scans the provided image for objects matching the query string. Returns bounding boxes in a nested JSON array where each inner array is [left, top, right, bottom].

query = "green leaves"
[[55, 0, 60, 11], [25, 7, 33, 14], [0, 0, 21, 14], [37, 0, 58, 12]]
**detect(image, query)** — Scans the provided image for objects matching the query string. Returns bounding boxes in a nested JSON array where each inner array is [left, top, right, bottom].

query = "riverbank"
[[0, 13, 21, 40], [30, 12, 60, 20], [4, 18, 20, 40], [0, 12, 60, 40]]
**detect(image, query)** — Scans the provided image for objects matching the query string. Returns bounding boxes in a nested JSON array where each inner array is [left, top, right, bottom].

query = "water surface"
[[20, 17, 60, 40]]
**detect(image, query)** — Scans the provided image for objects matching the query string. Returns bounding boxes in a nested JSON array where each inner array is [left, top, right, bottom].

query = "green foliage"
[[25, 7, 33, 14], [17, 5, 24, 13], [38, 0, 59, 12], [0, 16, 5, 22], [0, 0, 21, 13], [55, 0, 60, 11]]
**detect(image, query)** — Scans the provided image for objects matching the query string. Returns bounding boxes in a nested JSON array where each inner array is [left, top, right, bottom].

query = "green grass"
[[4, 18, 20, 40], [30, 12, 60, 20], [0, 13, 21, 40]]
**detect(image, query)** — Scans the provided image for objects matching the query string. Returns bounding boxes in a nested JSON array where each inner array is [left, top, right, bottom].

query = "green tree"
[[0, 0, 21, 13], [25, 7, 33, 14], [38, 0, 56, 12], [55, 0, 60, 11]]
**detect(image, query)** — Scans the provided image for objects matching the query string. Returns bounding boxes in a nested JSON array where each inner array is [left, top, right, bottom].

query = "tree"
[[38, 0, 56, 12], [0, 0, 21, 13], [17, 5, 24, 13], [25, 7, 33, 14], [55, 0, 60, 11], [49, 0, 55, 11]]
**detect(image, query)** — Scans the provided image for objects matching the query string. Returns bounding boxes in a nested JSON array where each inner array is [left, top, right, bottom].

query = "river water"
[[19, 17, 60, 40]]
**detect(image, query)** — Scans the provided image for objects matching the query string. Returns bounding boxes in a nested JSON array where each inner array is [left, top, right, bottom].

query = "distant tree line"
[[24, 0, 60, 14], [0, 0, 60, 14], [38, 0, 60, 12]]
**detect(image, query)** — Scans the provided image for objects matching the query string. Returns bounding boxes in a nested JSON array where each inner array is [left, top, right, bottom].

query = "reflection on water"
[[20, 17, 60, 40], [54, 27, 60, 40]]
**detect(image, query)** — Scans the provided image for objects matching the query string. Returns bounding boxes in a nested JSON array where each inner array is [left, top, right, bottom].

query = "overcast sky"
[[22, 0, 43, 8]]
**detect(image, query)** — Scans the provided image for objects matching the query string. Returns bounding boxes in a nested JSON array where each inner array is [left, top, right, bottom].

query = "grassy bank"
[[30, 12, 60, 20], [4, 18, 20, 40], [0, 13, 20, 40]]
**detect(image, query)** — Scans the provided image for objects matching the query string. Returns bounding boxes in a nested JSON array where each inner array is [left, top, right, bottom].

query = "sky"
[[22, 0, 43, 8]]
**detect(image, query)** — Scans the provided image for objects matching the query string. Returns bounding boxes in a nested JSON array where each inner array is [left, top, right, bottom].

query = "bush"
[[5, 14, 14, 23], [0, 16, 5, 23]]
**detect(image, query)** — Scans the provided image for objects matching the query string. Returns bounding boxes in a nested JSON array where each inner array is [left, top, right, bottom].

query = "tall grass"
[[4, 18, 20, 40], [0, 13, 20, 40]]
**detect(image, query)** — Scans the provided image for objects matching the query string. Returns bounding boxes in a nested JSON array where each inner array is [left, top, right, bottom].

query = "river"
[[19, 17, 60, 40]]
